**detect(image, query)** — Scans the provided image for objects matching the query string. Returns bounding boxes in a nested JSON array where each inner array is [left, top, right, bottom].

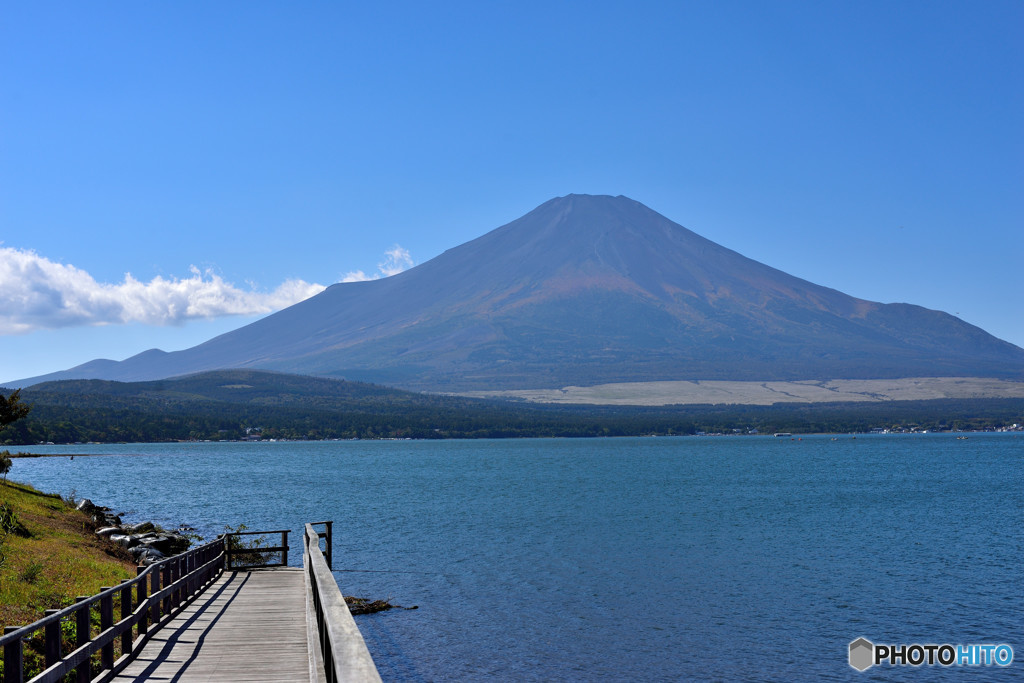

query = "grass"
[[0, 479, 135, 630]]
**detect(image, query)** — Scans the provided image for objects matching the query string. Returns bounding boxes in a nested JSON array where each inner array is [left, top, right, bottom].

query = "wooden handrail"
[[308, 520, 333, 569], [224, 529, 290, 569], [303, 523, 381, 683], [3, 522, 379, 682], [0, 537, 226, 683]]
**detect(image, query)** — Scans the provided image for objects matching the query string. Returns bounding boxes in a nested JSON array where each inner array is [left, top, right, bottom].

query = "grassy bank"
[[0, 479, 135, 629]]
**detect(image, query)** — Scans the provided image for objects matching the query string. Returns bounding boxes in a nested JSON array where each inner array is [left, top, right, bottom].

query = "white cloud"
[[0, 247, 326, 334], [341, 270, 371, 283], [343, 245, 414, 282]]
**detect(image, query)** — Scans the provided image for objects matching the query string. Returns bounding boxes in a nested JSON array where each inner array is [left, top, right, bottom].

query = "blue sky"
[[2, 1, 1022, 383]]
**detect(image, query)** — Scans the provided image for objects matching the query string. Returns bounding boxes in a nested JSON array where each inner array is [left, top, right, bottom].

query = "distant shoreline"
[[9, 452, 114, 458], [8, 430, 1022, 455]]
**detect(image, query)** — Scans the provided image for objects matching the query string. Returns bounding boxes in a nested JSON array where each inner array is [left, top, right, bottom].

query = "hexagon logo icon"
[[849, 638, 874, 671]]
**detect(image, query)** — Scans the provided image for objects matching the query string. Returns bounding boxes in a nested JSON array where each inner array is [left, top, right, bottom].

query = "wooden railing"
[[224, 528, 290, 569], [0, 537, 225, 683], [304, 522, 381, 683], [2, 521, 381, 682]]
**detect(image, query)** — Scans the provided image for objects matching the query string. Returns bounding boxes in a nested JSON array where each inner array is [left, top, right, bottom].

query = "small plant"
[[181, 529, 205, 546], [20, 559, 45, 584], [223, 524, 277, 568], [0, 501, 29, 537], [0, 451, 12, 482], [0, 500, 27, 581]]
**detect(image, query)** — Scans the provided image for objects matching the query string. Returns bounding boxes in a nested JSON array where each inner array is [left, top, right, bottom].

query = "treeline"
[[1, 371, 1022, 444]]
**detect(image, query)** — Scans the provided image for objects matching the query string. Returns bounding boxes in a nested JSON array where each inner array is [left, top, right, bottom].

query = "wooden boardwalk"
[[1, 523, 379, 683], [110, 568, 313, 682]]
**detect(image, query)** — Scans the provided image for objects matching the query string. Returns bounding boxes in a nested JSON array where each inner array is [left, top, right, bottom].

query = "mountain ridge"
[[11, 194, 1024, 390]]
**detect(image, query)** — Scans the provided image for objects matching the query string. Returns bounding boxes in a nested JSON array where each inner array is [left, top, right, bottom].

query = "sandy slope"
[[458, 377, 1024, 406]]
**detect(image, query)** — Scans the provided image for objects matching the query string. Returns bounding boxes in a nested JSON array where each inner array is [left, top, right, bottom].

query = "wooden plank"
[[109, 569, 311, 682]]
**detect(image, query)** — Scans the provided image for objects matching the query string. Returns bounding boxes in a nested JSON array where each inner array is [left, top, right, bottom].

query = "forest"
[[2, 370, 1021, 444]]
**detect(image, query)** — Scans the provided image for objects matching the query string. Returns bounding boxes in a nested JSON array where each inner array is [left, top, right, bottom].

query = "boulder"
[[140, 533, 190, 556], [83, 498, 195, 561], [91, 510, 122, 527], [109, 534, 140, 548], [131, 547, 165, 565]]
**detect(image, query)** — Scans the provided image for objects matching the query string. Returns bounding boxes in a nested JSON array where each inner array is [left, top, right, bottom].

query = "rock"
[[83, 497, 194, 562], [91, 510, 121, 527], [109, 534, 140, 548], [141, 533, 190, 556], [123, 522, 157, 534], [164, 533, 190, 555], [131, 547, 165, 565]]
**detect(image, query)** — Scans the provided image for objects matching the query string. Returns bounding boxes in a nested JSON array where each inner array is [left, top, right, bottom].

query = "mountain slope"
[[14, 195, 1024, 390]]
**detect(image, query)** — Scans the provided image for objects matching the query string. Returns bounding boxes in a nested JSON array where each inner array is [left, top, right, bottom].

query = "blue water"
[[8, 434, 1023, 681]]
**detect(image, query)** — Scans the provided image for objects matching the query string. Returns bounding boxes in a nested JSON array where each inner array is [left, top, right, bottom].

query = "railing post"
[[75, 597, 92, 683], [150, 568, 162, 625], [177, 555, 185, 604], [282, 530, 289, 566], [161, 563, 172, 616], [325, 521, 333, 570], [43, 609, 61, 669], [3, 626, 23, 683], [100, 589, 114, 671], [120, 580, 133, 657], [136, 566, 149, 636], [172, 557, 181, 609], [199, 547, 208, 585]]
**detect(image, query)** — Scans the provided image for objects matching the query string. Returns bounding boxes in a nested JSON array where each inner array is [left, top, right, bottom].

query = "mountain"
[[14, 194, 1024, 390]]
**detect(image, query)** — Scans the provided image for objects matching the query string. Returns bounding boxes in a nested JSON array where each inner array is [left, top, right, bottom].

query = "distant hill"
[[3, 370, 1022, 443], [13, 195, 1024, 390], [5, 369, 561, 441]]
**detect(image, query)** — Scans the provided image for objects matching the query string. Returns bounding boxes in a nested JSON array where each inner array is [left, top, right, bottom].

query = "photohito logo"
[[849, 638, 1014, 671]]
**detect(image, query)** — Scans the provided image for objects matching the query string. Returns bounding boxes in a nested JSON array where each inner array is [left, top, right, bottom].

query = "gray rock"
[[141, 533, 189, 556], [91, 510, 121, 527], [109, 534, 141, 548], [132, 547, 165, 565], [81, 498, 194, 559]]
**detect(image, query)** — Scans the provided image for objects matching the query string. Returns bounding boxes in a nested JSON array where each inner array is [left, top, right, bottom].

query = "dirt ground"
[[457, 377, 1024, 406]]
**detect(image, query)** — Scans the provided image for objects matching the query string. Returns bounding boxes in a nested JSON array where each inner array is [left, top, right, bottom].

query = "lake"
[[8, 434, 1022, 681]]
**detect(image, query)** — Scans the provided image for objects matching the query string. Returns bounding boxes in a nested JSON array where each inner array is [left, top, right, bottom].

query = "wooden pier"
[[0, 522, 381, 683], [110, 568, 311, 682]]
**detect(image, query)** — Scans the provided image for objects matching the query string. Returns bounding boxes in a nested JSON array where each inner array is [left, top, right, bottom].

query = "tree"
[[1, 389, 30, 429]]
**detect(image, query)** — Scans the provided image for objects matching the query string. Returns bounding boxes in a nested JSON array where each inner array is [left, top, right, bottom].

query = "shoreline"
[[9, 451, 114, 458], [6, 429, 1021, 457]]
